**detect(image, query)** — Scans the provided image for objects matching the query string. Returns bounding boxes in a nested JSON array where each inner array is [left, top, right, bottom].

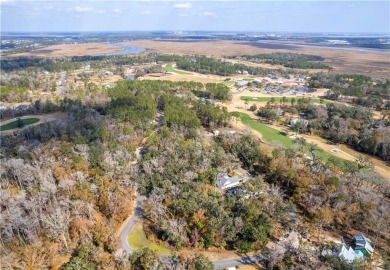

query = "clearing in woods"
[[0, 118, 40, 131], [127, 223, 171, 256], [237, 112, 390, 181], [164, 64, 192, 75], [238, 112, 355, 163]]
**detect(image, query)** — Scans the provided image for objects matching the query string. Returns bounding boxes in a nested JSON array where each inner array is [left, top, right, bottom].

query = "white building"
[[336, 245, 363, 263], [235, 81, 249, 87], [289, 118, 309, 127]]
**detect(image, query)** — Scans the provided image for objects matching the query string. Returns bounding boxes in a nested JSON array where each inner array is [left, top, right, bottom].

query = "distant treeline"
[[231, 53, 331, 70], [1, 54, 309, 76], [1, 54, 176, 72], [0, 55, 157, 72], [0, 44, 16, 49], [308, 73, 390, 109], [155, 55, 270, 76], [241, 53, 325, 61], [311, 37, 390, 50], [176, 56, 264, 76], [1, 57, 88, 72]]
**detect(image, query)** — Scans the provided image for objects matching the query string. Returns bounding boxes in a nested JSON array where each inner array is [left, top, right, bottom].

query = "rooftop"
[[217, 173, 241, 190]]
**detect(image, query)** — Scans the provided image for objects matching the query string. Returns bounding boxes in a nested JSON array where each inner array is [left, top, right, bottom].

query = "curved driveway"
[[119, 195, 146, 253], [118, 193, 267, 269], [117, 110, 267, 268]]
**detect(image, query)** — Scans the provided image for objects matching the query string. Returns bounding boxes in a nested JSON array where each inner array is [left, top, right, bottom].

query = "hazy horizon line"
[[1, 30, 389, 34]]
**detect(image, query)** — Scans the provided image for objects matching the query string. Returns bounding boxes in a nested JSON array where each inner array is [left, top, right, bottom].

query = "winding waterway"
[[96, 43, 145, 56]]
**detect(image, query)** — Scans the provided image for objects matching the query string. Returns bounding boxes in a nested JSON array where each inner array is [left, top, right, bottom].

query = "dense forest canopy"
[[1, 77, 389, 270], [308, 73, 390, 109], [176, 55, 268, 76], [230, 52, 331, 70]]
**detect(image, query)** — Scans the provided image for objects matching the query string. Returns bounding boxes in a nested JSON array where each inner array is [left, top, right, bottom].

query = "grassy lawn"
[[222, 81, 235, 87], [165, 64, 192, 75], [240, 96, 332, 105], [127, 223, 171, 256], [238, 112, 293, 147], [237, 112, 345, 163], [0, 118, 40, 131]]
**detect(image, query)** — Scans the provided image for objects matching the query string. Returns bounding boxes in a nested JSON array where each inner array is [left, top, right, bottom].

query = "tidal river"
[[96, 43, 145, 56]]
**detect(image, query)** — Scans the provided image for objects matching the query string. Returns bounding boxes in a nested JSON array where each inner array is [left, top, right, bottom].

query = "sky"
[[1, 1, 389, 33]]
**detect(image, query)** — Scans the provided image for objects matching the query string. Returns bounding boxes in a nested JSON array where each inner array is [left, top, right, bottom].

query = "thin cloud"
[[113, 8, 121, 13], [141, 10, 151, 15], [173, 2, 192, 9], [70, 6, 105, 14], [200, 11, 215, 16], [74, 6, 94, 13]]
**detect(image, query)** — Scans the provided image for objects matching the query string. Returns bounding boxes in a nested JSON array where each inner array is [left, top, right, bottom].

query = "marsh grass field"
[[10, 39, 390, 79], [124, 40, 390, 80], [12, 43, 123, 58]]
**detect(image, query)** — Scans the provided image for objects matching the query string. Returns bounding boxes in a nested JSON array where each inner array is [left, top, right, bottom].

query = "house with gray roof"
[[354, 233, 374, 257], [15, 104, 30, 111], [217, 173, 241, 190], [330, 233, 373, 263], [235, 81, 249, 87]]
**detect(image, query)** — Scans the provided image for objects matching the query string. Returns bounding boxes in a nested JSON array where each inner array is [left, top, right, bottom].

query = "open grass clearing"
[[222, 81, 236, 87], [237, 112, 347, 163], [0, 118, 40, 131], [238, 112, 293, 147], [127, 223, 171, 256], [240, 96, 332, 105], [164, 64, 192, 75]]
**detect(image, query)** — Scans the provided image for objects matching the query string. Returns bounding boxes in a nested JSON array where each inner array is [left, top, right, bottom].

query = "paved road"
[[119, 195, 146, 253], [118, 192, 268, 268], [213, 254, 266, 269]]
